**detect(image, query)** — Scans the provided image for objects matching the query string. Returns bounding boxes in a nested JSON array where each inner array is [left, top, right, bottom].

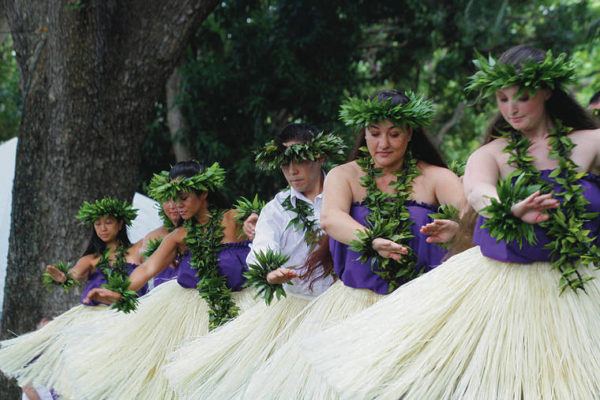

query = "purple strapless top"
[[153, 253, 181, 288], [474, 170, 600, 263], [330, 200, 448, 294], [81, 262, 148, 306], [176, 241, 251, 291]]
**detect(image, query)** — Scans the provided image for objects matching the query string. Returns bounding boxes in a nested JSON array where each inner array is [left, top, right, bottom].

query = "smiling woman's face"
[[365, 119, 412, 169], [496, 86, 550, 132]]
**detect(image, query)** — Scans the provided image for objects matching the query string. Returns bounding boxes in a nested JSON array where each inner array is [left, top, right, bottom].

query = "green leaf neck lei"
[[281, 192, 322, 249], [349, 147, 422, 292], [97, 244, 139, 313], [485, 122, 600, 292], [183, 209, 240, 330]]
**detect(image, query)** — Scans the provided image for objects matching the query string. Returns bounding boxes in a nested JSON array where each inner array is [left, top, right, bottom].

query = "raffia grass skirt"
[[238, 281, 383, 400], [164, 293, 312, 400], [0, 304, 108, 389], [302, 246, 600, 400], [57, 280, 257, 400]]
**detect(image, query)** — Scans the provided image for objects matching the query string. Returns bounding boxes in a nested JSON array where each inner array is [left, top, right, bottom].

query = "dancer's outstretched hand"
[[511, 191, 559, 224], [243, 213, 259, 240], [266, 268, 298, 284], [372, 238, 408, 261], [45, 265, 67, 283], [84, 287, 122, 305], [420, 220, 459, 244]]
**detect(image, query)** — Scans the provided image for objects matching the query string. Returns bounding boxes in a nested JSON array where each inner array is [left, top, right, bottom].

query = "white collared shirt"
[[246, 186, 333, 298]]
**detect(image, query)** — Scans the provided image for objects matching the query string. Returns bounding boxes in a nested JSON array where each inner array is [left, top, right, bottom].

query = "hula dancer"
[[163, 123, 342, 399], [57, 161, 256, 400], [303, 45, 600, 400], [141, 171, 182, 288], [0, 198, 146, 393], [241, 89, 466, 399]]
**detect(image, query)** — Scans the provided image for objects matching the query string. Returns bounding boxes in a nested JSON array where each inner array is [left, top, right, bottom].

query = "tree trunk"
[[0, 1, 218, 397], [166, 66, 193, 161]]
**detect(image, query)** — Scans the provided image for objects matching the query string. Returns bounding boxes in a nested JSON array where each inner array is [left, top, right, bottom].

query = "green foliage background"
[[1, 0, 599, 203]]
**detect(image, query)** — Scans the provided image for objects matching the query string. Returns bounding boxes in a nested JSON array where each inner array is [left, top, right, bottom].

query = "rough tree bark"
[[0, 0, 219, 397]]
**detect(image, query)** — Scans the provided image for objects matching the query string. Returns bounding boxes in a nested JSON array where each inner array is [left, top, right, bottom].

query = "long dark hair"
[[300, 235, 335, 289], [485, 45, 599, 141], [349, 89, 446, 167], [82, 220, 131, 256]]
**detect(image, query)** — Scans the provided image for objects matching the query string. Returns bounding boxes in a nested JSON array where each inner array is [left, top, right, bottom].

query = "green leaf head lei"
[[147, 170, 177, 230], [148, 162, 226, 202], [466, 49, 576, 100], [339, 90, 435, 129], [255, 131, 347, 171], [76, 198, 138, 227]]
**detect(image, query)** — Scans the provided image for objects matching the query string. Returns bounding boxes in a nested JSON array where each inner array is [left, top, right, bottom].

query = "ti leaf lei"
[[234, 194, 266, 224], [98, 244, 139, 313], [349, 147, 422, 292], [244, 249, 290, 305], [142, 237, 163, 259], [184, 209, 240, 330], [482, 122, 600, 292], [255, 132, 346, 171], [42, 261, 79, 291], [282, 193, 322, 249]]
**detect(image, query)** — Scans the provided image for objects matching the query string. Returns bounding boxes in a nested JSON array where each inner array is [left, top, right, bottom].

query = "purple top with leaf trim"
[[330, 200, 448, 295], [177, 241, 251, 291], [81, 262, 148, 306], [474, 170, 600, 263]]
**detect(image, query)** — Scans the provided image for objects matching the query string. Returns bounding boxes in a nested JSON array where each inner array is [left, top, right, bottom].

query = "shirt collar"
[[288, 171, 326, 207]]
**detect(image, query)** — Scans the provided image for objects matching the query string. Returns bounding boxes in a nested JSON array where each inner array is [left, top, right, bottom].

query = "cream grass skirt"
[[302, 246, 600, 400], [0, 304, 108, 389], [57, 280, 257, 400], [164, 293, 311, 400], [239, 281, 383, 400]]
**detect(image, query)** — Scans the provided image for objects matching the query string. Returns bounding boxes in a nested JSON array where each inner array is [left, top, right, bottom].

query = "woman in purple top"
[[0, 197, 146, 393], [140, 173, 183, 289], [241, 89, 466, 400], [58, 161, 256, 400], [302, 45, 600, 400]]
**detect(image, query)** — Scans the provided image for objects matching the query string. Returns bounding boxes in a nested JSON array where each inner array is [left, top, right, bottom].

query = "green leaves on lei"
[[184, 209, 239, 330], [482, 173, 542, 247], [146, 171, 178, 230], [255, 132, 346, 171], [142, 237, 163, 259], [77, 198, 137, 227], [282, 193, 322, 248], [466, 51, 576, 100], [42, 261, 79, 291], [339, 92, 435, 128], [148, 163, 226, 202], [234, 195, 266, 224], [98, 245, 139, 313], [349, 147, 421, 292], [428, 204, 460, 222], [245, 249, 290, 305], [482, 123, 600, 292]]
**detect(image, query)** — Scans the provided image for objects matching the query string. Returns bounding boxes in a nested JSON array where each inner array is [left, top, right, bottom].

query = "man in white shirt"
[[245, 123, 346, 298]]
